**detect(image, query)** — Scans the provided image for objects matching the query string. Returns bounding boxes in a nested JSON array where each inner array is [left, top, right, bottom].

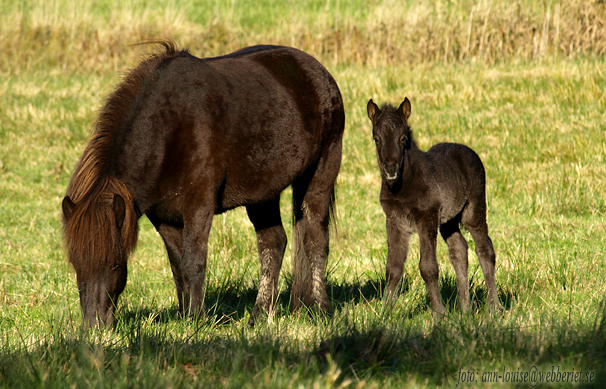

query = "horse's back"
[[114, 45, 344, 214]]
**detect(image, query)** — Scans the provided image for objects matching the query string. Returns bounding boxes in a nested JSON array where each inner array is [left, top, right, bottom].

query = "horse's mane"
[[66, 41, 184, 202], [63, 41, 186, 278]]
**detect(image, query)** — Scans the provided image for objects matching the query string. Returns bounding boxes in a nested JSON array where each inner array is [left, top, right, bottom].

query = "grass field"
[[1, 0, 605, 387]]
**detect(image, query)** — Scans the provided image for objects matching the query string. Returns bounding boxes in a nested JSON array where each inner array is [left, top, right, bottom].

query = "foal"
[[367, 98, 503, 314]]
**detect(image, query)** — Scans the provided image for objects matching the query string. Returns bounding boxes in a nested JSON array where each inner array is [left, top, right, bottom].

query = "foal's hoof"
[[431, 305, 448, 320], [492, 302, 505, 314], [178, 305, 206, 322]]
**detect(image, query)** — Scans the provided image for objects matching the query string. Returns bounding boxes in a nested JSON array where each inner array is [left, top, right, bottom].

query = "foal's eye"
[[372, 136, 379, 143], [399, 135, 407, 143]]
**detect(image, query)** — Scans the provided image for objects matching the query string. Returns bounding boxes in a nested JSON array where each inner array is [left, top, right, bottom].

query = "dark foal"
[[62, 42, 344, 327], [367, 98, 503, 314]]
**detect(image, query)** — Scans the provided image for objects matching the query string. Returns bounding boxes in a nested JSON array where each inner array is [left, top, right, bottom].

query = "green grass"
[[1, 0, 606, 387]]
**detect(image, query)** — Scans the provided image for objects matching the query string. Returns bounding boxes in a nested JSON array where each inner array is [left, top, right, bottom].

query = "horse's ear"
[[398, 97, 411, 120], [62, 196, 76, 221], [367, 99, 381, 122], [113, 194, 126, 229]]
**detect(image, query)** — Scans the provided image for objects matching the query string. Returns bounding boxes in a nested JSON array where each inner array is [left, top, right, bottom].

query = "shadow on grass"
[[117, 273, 516, 329], [327, 273, 515, 317], [2, 304, 605, 387], [117, 286, 260, 327], [35, 277, 587, 387], [439, 273, 517, 312], [315, 317, 606, 387]]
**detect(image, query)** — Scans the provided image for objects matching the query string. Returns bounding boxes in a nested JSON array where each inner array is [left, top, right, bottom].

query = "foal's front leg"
[[418, 220, 447, 316], [384, 215, 413, 304]]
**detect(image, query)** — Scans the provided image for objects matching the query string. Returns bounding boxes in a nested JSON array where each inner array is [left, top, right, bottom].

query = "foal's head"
[[62, 179, 138, 327], [367, 97, 413, 189]]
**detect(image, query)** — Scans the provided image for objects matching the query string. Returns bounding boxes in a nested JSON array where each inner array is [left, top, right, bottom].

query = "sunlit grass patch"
[[1, 1, 606, 387]]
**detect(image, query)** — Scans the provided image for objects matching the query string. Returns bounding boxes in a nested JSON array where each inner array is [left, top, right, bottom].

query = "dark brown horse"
[[367, 98, 503, 315], [62, 42, 345, 327]]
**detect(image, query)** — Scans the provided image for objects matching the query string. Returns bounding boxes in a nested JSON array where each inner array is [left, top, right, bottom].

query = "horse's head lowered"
[[62, 178, 138, 327], [367, 97, 412, 189]]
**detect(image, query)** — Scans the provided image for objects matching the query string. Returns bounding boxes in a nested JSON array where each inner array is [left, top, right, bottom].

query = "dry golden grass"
[[1, 0, 604, 74]]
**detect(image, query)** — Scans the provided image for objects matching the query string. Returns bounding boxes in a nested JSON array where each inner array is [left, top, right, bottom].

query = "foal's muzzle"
[[383, 163, 400, 184]]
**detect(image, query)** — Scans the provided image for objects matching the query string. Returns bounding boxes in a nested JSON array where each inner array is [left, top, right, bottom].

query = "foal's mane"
[[63, 41, 186, 276]]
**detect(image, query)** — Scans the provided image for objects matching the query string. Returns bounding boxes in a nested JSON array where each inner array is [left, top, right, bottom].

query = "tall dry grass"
[[0, 0, 604, 74]]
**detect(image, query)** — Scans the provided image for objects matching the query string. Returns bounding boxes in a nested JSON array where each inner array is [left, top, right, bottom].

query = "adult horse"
[[62, 42, 345, 327]]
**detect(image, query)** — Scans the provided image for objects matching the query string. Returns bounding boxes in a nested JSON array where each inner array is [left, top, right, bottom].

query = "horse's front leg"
[[418, 219, 446, 316], [246, 198, 287, 326], [384, 213, 413, 305], [180, 205, 214, 319], [150, 217, 187, 315]]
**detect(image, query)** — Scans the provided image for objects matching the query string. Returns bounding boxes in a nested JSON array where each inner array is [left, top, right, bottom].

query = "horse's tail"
[[291, 185, 311, 309], [290, 182, 337, 309]]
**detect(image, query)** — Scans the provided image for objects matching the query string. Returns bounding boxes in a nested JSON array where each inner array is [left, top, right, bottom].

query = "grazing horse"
[[62, 42, 345, 327], [367, 98, 503, 314]]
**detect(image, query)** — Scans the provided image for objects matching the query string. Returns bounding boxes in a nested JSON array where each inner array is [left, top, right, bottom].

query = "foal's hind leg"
[[467, 226, 503, 312], [462, 203, 504, 312], [440, 219, 470, 312], [246, 198, 287, 326]]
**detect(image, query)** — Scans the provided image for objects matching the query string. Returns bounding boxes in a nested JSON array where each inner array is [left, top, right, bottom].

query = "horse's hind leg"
[[291, 139, 342, 314], [246, 198, 287, 326], [291, 180, 333, 314], [440, 219, 470, 312], [462, 202, 504, 312]]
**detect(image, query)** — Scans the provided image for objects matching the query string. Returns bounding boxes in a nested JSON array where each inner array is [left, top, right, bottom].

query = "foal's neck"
[[401, 139, 423, 183]]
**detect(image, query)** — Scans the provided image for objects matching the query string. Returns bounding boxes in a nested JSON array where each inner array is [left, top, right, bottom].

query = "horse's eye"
[[111, 263, 120, 271], [373, 136, 379, 143], [400, 135, 407, 143]]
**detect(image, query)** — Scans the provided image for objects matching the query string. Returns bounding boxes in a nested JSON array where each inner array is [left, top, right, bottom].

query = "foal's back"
[[424, 142, 487, 226]]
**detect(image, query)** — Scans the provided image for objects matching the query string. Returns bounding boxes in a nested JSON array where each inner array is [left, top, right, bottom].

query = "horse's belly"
[[218, 154, 308, 210]]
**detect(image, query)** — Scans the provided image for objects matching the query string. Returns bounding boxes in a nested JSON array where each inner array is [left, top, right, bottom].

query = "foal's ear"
[[397, 97, 411, 120], [367, 99, 381, 122], [112, 194, 126, 229], [62, 196, 76, 221]]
